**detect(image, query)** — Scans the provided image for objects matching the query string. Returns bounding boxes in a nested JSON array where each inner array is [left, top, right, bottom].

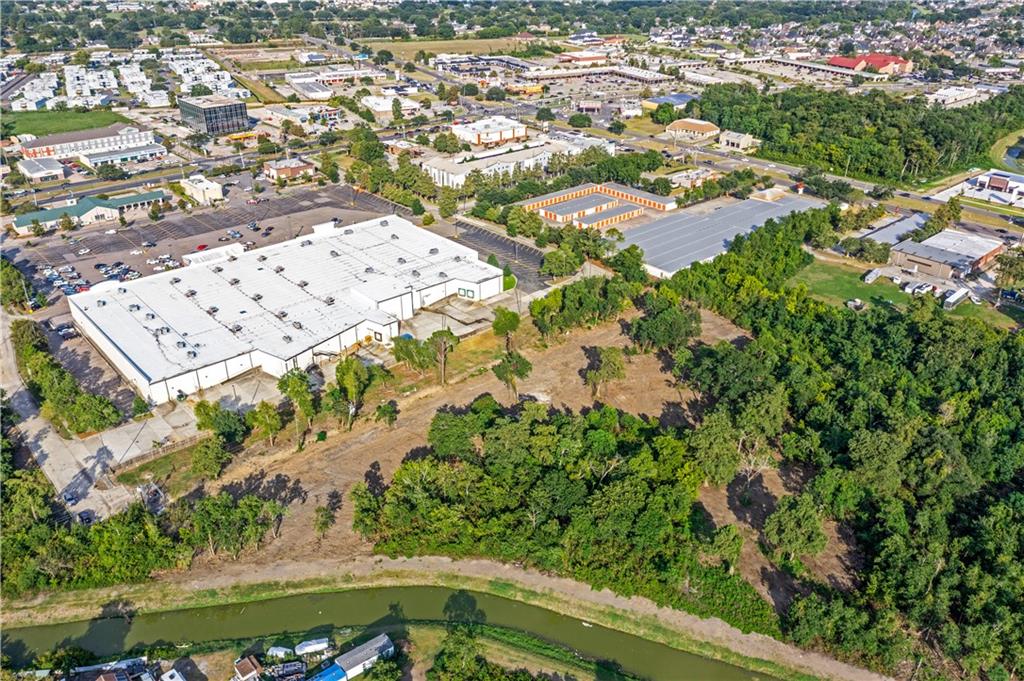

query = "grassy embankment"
[[363, 38, 530, 61], [7, 110, 129, 137], [988, 127, 1024, 171]]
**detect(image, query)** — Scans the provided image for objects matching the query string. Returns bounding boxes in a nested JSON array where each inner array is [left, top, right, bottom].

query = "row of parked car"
[[41, 265, 90, 296]]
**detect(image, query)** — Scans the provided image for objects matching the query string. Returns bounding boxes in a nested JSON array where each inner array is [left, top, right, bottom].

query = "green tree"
[[58, 213, 76, 232], [438, 187, 458, 218], [427, 329, 459, 386], [277, 369, 315, 438], [460, 83, 479, 97], [246, 401, 283, 447], [313, 504, 336, 537], [491, 307, 520, 352], [191, 436, 231, 478], [190, 83, 213, 97], [585, 346, 625, 398], [492, 351, 532, 400], [764, 493, 827, 561], [608, 119, 626, 134], [688, 410, 740, 486], [335, 356, 370, 429], [374, 401, 398, 428], [536, 107, 555, 122], [568, 113, 592, 128]]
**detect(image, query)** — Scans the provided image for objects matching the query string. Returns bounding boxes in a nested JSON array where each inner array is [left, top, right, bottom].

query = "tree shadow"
[[222, 470, 307, 505], [726, 472, 776, 534], [171, 657, 209, 681], [364, 461, 387, 496], [402, 446, 430, 463], [442, 590, 486, 632], [577, 345, 601, 384], [326, 489, 343, 513]]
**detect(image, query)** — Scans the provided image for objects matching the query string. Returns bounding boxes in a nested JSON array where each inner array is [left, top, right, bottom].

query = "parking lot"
[[452, 219, 547, 293]]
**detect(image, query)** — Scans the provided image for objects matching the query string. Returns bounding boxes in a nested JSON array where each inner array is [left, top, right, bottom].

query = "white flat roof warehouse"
[[70, 215, 503, 403]]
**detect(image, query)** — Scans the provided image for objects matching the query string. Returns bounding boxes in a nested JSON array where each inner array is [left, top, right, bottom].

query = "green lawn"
[[789, 259, 1020, 330], [959, 196, 1024, 219], [988, 127, 1024, 171], [7, 110, 129, 137]]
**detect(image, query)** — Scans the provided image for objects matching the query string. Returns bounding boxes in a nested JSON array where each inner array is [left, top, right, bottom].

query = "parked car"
[[195, 244, 209, 251], [104, 229, 117, 235], [76, 248, 91, 255], [142, 241, 157, 248], [62, 492, 78, 506]]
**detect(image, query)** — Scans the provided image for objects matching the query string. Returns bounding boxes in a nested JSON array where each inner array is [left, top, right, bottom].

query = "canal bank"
[[2, 556, 889, 681]]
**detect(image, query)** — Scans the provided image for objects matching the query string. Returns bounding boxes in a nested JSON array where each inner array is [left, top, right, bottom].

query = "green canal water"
[[3, 586, 777, 680]]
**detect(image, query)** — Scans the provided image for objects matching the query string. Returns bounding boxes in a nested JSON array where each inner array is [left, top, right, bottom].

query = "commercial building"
[[264, 157, 316, 181], [666, 118, 720, 142], [623, 191, 821, 277], [308, 635, 395, 681], [517, 181, 675, 229], [719, 130, 759, 151], [13, 191, 167, 235], [889, 229, 1004, 279], [178, 95, 251, 135], [641, 93, 698, 112], [16, 157, 65, 183], [827, 53, 914, 74], [79, 142, 166, 168], [68, 216, 503, 403], [360, 95, 420, 120], [925, 86, 993, 109], [19, 123, 155, 160], [179, 174, 225, 205], [451, 116, 528, 148], [559, 50, 609, 65], [523, 65, 671, 83]]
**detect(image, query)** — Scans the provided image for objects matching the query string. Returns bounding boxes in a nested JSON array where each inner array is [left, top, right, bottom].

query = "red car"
[[196, 244, 209, 251]]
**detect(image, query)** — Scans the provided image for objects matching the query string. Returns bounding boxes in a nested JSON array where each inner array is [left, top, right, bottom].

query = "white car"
[[76, 248, 91, 255], [153, 265, 166, 272], [130, 249, 143, 255], [104, 229, 117, 235], [146, 258, 160, 265]]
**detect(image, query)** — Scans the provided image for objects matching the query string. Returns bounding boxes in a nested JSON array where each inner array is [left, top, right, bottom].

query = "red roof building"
[[827, 53, 913, 75], [827, 56, 865, 70]]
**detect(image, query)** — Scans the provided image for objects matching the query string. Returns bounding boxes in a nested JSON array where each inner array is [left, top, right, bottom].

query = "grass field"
[[625, 116, 665, 137], [989, 127, 1024, 171], [959, 196, 1024, 218], [232, 74, 284, 103], [364, 38, 531, 61], [790, 259, 1020, 329], [7, 110, 129, 137], [238, 59, 303, 72]]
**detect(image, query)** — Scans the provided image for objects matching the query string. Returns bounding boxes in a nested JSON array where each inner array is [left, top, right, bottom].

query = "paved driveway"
[[452, 220, 548, 293]]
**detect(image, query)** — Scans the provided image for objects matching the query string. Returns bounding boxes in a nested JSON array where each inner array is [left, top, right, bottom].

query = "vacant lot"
[[8, 110, 129, 137], [364, 38, 531, 61], [789, 258, 1021, 329]]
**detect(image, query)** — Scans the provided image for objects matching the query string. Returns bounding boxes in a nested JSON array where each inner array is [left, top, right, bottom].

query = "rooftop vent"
[[390, 234, 399, 240], [300, 240, 312, 247], [252, 293, 263, 301], [230, 324, 242, 333], [212, 265, 223, 273], [439, 272, 448, 279], [397, 257, 406, 265], [176, 340, 187, 349], [292, 321, 303, 329], [343, 229, 353, 235], [364, 266, 375, 274], [186, 350, 198, 359], [330, 250, 340, 257], [118, 287, 127, 294], [380, 219, 389, 227], [128, 304, 141, 312], [184, 289, 196, 298], [276, 310, 288, 319], [257, 255, 268, 262], [453, 255, 462, 262], [145, 312, 156, 320], [324, 296, 335, 306], [411, 270, 421, 278], [429, 248, 439, 255], [297, 280, 308, 288], [207, 306, 218, 315], [282, 335, 292, 343], [274, 265, 285, 273], [228, 278, 240, 285], [171, 277, 181, 284], [97, 299, 106, 307], [227, 255, 237, 262], [159, 326, 170, 334]]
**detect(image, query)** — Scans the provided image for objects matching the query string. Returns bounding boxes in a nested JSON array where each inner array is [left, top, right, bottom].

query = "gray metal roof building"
[[547, 193, 617, 217], [866, 212, 928, 244], [622, 193, 822, 277]]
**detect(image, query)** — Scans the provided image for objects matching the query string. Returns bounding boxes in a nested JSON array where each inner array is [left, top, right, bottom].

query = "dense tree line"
[[10, 319, 121, 434], [353, 395, 780, 635], [666, 208, 1024, 677], [692, 83, 1024, 182]]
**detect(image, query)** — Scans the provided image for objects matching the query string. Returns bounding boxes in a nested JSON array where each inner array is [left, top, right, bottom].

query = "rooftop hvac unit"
[[324, 296, 335, 305], [429, 248, 439, 255], [252, 293, 263, 301], [453, 255, 462, 262], [145, 312, 156, 320], [343, 229, 353, 235], [176, 341, 187, 349], [411, 270, 421, 278], [439, 272, 448, 278], [297, 280, 308, 287], [257, 255, 268, 262], [282, 335, 292, 343], [364, 266, 375, 274], [227, 255, 237, 262], [186, 350, 198, 359], [330, 250, 340, 257], [128, 304, 141, 311], [185, 290, 196, 297], [97, 300, 106, 307], [171, 277, 181, 284], [390, 234, 399, 240], [300, 240, 312, 247], [207, 306, 218, 315], [230, 324, 242, 333], [380, 219, 389, 226], [213, 266, 223, 273], [118, 287, 127, 294], [276, 310, 288, 319], [228, 278, 240, 285], [274, 265, 285, 273], [159, 326, 170, 334], [397, 257, 406, 264], [292, 321, 303, 329]]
